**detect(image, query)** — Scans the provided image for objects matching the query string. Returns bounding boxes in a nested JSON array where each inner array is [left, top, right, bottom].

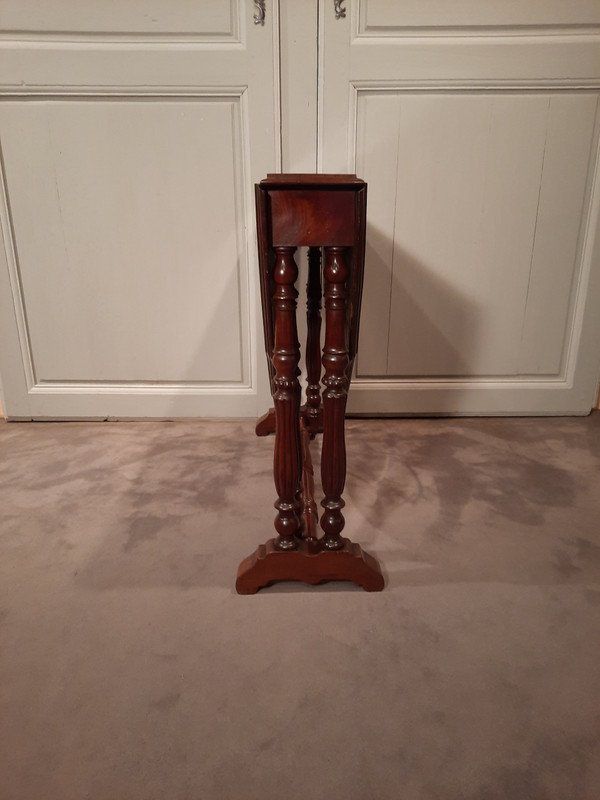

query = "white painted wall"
[[1, 0, 600, 418]]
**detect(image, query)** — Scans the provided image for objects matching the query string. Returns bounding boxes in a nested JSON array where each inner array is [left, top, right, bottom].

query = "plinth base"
[[235, 538, 384, 594]]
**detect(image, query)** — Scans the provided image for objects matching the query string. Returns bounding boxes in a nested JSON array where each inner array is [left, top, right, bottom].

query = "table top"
[[260, 173, 365, 189]]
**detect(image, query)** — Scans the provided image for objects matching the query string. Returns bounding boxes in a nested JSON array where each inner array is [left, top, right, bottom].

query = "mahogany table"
[[235, 174, 384, 593]]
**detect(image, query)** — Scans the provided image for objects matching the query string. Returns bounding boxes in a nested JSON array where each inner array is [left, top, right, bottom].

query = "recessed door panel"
[[320, 0, 600, 414], [0, 1, 279, 418]]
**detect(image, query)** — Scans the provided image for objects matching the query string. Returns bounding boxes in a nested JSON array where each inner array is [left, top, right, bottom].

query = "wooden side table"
[[235, 174, 384, 593]]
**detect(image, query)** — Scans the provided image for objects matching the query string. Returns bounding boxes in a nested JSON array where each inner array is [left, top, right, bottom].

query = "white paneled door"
[[320, 0, 600, 415], [0, 0, 279, 419], [1, 1, 600, 419]]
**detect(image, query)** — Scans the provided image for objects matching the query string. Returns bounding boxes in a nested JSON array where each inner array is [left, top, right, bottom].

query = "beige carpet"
[[1, 415, 599, 799]]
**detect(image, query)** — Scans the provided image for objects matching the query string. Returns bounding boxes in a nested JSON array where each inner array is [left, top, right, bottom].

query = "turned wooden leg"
[[320, 246, 349, 551], [272, 246, 302, 551], [305, 247, 322, 431]]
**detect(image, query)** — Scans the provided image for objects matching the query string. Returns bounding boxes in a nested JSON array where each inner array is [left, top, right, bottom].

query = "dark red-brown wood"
[[271, 246, 302, 551], [305, 246, 323, 433], [320, 246, 349, 551], [238, 174, 383, 593], [299, 418, 321, 555], [236, 539, 384, 594]]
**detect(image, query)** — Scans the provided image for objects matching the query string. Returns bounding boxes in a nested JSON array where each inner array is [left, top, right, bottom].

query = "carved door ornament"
[[253, 0, 266, 25], [334, 0, 347, 20]]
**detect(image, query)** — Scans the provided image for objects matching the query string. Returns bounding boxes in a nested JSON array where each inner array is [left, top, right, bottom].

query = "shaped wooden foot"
[[235, 538, 384, 594], [255, 408, 276, 436]]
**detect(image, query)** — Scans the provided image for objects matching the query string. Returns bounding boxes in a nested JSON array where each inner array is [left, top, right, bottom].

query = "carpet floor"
[[1, 415, 599, 800]]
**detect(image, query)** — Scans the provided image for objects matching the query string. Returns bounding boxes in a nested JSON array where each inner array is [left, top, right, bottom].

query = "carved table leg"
[[257, 246, 323, 440], [320, 246, 349, 551], [272, 246, 302, 551], [305, 246, 323, 434]]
